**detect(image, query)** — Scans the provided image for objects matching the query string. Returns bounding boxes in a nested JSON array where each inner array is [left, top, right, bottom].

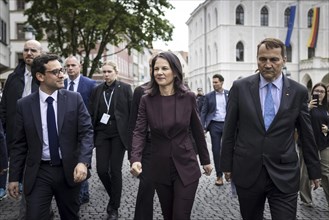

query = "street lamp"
[[24, 24, 36, 40]]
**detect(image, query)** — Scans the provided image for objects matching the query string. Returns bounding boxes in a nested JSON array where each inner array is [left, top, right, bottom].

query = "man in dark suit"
[[220, 38, 321, 220], [8, 54, 94, 220], [89, 60, 132, 220], [201, 74, 229, 186], [0, 39, 42, 218], [128, 59, 155, 220], [64, 55, 96, 205]]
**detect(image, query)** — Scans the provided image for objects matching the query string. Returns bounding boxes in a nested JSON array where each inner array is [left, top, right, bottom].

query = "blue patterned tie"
[[46, 97, 61, 165], [264, 83, 275, 130], [69, 81, 74, 91]]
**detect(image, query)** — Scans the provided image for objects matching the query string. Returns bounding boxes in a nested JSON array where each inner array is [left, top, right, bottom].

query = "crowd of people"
[[0, 38, 328, 220]]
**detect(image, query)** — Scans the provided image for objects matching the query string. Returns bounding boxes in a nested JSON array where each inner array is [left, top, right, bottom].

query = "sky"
[[152, 0, 205, 52]]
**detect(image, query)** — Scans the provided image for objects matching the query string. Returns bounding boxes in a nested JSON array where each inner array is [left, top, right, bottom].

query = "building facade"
[[3, 0, 151, 87], [187, 0, 329, 93], [0, 0, 10, 89]]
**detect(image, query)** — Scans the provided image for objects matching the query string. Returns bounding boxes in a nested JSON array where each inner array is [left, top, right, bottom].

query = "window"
[[236, 41, 244, 62], [308, 9, 313, 28], [308, 47, 315, 59], [17, 0, 25, 10], [260, 7, 269, 26], [215, 8, 218, 27], [236, 5, 244, 25], [286, 46, 292, 62], [0, 19, 7, 44], [16, 23, 25, 40], [284, 7, 290, 27]]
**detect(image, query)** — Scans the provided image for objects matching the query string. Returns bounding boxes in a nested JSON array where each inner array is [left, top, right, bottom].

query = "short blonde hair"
[[102, 60, 119, 73]]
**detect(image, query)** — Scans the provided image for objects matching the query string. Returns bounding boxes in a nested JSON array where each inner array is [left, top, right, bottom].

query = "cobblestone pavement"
[[1, 139, 328, 220]]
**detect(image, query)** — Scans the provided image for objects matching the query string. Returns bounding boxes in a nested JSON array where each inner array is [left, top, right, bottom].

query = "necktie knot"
[[46, 96, 54, 104], [69, 81, 75, 91]]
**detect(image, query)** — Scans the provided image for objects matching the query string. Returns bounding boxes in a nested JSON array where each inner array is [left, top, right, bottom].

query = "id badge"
[[100, 113, 111, 124]]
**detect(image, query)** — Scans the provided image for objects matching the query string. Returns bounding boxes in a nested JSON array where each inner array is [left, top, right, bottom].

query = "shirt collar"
[[39, 89, 58, 103], [259, 73, 283, 90], [69, 74, 81, 84]]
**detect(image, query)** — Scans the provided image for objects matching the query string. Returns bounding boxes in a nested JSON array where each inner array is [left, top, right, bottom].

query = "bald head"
[[23, 40, 42, 68]]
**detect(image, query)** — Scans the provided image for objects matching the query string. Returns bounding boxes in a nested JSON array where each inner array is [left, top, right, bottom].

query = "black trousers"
[[25, 164, 80, 220], [134, 141, 155, 220], [236, 166, 298, 220], [154, 169, 199, 220], [95, 131, 126, 210]]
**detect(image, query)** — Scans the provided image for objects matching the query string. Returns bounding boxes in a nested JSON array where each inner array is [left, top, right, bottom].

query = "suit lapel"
[[249, 74, 265, 127], [31, 92, 43, 143], [273, 75, 291, 121], [77, 76, 85, 93], [57, 90, 67, 134]]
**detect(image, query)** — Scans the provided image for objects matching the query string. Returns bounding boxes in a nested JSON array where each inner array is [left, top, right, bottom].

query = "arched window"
[[286, 45, 292, 62], [261, 7, 269, 26], [308, 9, 313, 28], [215, 8, 218, 27], [284, 7, 290, 27], [236, 41, 244, 62], [236, 5, 244, 25]]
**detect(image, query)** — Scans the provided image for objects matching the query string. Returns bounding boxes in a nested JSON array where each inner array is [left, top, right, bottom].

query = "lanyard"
[[103, 89, 114, 114]]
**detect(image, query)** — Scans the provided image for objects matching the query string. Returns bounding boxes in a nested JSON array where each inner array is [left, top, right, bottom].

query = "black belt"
[[40, 160, 62, 166], [211, 120, 224, 123]]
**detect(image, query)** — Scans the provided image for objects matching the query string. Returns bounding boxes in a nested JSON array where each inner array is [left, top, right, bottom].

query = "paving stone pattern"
[[0, 136, 328, 220]]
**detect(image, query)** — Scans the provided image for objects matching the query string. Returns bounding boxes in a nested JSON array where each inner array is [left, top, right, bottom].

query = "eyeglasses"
[[46, 68, 64, 77], [23, 48, 39, 53], [313, 89, 325, 94]]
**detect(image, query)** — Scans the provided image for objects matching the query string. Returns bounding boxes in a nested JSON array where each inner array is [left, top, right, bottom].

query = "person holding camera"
[[299, 82, 329, 208]]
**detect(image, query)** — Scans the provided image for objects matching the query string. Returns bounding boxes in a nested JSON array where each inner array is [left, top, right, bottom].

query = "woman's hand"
[[203, 164, 213, 176], [321, 124, 328, 136], [130, 162, 142, 177], [308, 99, 318, 109]]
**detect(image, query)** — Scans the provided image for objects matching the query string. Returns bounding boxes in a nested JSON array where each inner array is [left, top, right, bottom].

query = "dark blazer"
[[128, 82, 149, 160], [130, 92, 210, 186], [220, 73, 321, 194], [0, 119, 7, 171], [89, 81, 132, 149], [9, 90, 94, 195], [200, 90, 229, 130], [0, 62, 39, 149], [64, 75, 96, 106]]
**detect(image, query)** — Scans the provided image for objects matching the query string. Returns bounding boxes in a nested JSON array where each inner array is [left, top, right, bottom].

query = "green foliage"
[[25, 0, 174, 77]]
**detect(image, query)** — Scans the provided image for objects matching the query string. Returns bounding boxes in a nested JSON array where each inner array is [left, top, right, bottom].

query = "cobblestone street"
[[1, 138, 328, 220]]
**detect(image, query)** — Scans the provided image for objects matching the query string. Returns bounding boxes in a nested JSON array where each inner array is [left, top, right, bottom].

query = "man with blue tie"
[[64, 55, 96, 205], [220, 38, 321, 220], [201, 74, 229, 186], [8, 54, 94, 219]]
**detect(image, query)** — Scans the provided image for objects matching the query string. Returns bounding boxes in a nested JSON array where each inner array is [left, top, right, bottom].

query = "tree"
[[25, 0, 174, 78]]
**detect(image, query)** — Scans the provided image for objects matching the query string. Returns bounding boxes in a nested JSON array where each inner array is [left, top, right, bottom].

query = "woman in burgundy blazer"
[[130, 52, 212, 220]]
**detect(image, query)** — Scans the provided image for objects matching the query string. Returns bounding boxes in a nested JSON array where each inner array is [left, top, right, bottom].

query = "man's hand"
[[203, 164, 213, 176], [73, 163, 88, 183], [0, 168, 7, 176], [8, 181, 20, 199], [130, 162, 142, 177], [311, 179, 321, 190], [224, 172, 232, 182]]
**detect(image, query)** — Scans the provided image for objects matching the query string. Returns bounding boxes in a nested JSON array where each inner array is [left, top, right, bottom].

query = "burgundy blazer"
[[130, 91, 210, 186]]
